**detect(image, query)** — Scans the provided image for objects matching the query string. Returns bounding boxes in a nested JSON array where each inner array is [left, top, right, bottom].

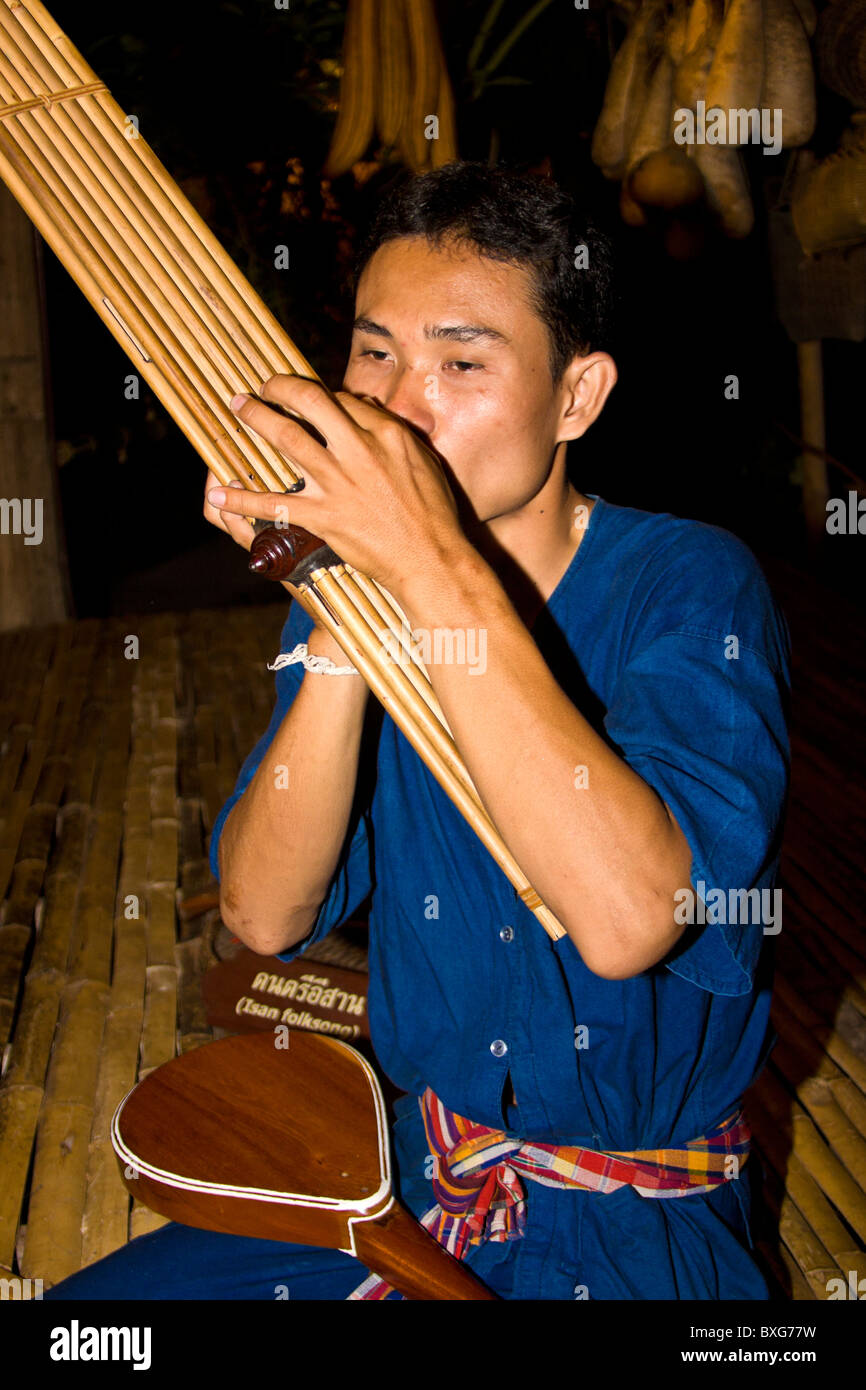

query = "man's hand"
[[203, 468, 320, 618], [205, 375, 469, 602]]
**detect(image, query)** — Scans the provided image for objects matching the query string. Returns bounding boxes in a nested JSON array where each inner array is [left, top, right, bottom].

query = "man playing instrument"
[[48, 161, 790, 1301]]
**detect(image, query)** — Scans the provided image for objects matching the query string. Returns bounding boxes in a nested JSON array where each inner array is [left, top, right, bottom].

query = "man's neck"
[[465, 470, 594, 628]]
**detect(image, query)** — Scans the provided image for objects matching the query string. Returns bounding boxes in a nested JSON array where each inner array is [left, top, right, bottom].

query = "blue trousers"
[[44, 1095, 769, 1301]]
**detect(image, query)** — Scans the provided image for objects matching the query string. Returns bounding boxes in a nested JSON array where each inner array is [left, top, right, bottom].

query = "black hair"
[[353, 161, 617, 384]]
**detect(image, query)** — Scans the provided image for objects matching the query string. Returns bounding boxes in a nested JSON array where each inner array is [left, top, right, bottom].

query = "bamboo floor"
[[0, 563, 862, 1297]]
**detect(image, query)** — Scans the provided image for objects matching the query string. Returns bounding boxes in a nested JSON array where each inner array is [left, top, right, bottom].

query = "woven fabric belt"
[[349, 1088, 751, 1300]]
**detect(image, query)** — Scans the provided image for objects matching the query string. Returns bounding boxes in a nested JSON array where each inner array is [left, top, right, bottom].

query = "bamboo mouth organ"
[[0, 4, 564, 929]]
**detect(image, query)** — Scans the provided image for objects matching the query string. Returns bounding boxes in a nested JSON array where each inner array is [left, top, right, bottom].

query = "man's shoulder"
[[592, 497, 774, 599], [594, 497, 760, 575], [584, 499, 790, 669]]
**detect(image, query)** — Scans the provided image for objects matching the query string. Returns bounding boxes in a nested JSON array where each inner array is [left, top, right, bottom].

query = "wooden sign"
[[202, 948, 370, 1041]]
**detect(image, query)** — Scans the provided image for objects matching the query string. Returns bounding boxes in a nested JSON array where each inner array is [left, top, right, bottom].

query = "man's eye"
[[447, 360, 482, 372], [359, 348, 389, 361]]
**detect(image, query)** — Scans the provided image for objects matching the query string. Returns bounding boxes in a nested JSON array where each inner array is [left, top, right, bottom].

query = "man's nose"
[[378, 368, 437, 440]]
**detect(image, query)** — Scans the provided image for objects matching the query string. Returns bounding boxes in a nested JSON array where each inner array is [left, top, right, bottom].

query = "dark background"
[[39, 0, 863, 618]]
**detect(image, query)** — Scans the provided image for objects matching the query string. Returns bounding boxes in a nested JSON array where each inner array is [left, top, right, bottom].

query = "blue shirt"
[[210, 495, 790, 1203]]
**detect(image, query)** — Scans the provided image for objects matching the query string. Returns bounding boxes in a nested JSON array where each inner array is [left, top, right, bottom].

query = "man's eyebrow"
[[427, 323, 509, 345], [353, 317, 391, 338], [352, 317, 509, 345]]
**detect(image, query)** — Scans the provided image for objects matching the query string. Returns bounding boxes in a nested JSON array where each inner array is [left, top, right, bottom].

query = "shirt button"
[[490, 1039, 508, 1058], [499, 926, 514, 942]]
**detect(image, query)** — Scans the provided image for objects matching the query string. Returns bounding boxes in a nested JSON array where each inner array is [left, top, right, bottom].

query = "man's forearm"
[[394, 545, 694, 978], [218, 627, 369, 955]]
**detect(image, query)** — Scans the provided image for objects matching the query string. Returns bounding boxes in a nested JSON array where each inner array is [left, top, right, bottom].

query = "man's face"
[[343, 235, 572, 528]]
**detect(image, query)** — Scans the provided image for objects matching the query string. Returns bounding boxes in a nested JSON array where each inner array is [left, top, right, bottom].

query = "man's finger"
[[332, 390, 392, 430], [202, 472, 240, 531], [230, 390, 333, 479], [206, 484, 309, 528], [255, 375, 371, 456]]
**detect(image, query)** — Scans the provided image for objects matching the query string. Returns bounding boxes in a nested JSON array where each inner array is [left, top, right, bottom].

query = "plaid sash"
[[348, 1088, 751, 1300]]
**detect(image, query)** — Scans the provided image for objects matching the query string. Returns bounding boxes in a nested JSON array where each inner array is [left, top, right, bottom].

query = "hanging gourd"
[[325, 0, 458, 178]]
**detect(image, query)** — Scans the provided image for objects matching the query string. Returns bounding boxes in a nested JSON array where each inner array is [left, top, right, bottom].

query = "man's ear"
[[556, 352, 618, 443]]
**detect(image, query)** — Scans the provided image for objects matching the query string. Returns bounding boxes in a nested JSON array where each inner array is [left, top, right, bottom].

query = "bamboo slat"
[[175, 937, 211, 1049], [761, 1168, 843, 1299], [148, 886, 178, 970], [0, 924, 30, 1045], [17, 626, 129, 1282], [767, 1006, 866, 1149], [128, 1203, 169, 1242], [130, 955, 175, 1238], [110, 922, 147, 1016], [0, 1084, 42, 1272], [835, 999, 866, 1064], [775, 975, 866, 1094], [80, 1006, 141, 1267], [751, 1064, 866, 1245], [752, 1116, 866, 1282], [138, 963, 177, 1077], [79, 633, 152, 1263], [828, 1075, 866, 1146], [1, 973, 64, 1091], [759, 1234, 817, 1300], [22, 1099, 95, 1282], [21, 978, 109, 1282], [0, 621, 100, 1268]]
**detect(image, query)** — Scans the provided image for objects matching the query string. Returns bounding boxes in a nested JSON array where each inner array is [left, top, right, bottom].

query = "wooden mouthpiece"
[[248, 523, 331, 581]]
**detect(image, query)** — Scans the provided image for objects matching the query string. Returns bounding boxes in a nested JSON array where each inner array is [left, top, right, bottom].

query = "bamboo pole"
[[749, 1080, 866, 1288], [0, 0, 566, 944], [797, 342, 829, 547], [752, 1063, 866, 1246], [759, 1161, 844, 1299], [305, 579, 561, 935]]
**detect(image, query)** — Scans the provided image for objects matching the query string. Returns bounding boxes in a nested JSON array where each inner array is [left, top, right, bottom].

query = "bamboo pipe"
[[0, 25, 306, 490], [347, 567, 450, 729], [9, 0, 317, 378], [304, 576, 564, 937], [0, 103, 293, 496], [0, 30, 273, 389], [0, 131, 268, 493], [0, 0, 566, 943]]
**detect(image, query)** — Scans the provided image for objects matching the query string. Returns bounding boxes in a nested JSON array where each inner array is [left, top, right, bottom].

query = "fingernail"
[[230, 393, 250, 411], [208, 487, 226, 506]]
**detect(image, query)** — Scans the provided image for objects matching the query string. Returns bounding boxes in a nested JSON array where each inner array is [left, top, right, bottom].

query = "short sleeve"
[[209, 599, 375, 959], [602, 537, 791, 995]]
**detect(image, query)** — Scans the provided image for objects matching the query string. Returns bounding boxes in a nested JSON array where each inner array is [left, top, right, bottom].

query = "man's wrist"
[[306, 625, 358, 668], [394, 539, 501, 631]]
